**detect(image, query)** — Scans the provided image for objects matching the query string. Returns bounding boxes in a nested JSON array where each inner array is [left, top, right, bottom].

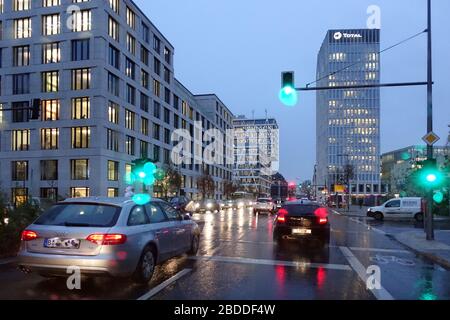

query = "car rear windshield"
[[257, 199, 271, 203], [34, 203, 122, 227], [283, 205, 321, 216]]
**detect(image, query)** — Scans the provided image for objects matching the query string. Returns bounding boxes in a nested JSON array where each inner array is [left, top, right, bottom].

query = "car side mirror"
[[183, 214, 191, 220]]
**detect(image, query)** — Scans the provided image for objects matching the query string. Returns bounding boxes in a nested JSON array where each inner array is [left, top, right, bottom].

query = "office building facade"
[[316, 29, 381, 198], [0, 0, 234, 204]]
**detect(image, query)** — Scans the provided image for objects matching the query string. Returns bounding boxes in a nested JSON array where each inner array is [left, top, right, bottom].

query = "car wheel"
[[188, 234, 200, 255], [374, 212, 384, 221], [415, 212, 424, 222], [133, 247, 156, 284]]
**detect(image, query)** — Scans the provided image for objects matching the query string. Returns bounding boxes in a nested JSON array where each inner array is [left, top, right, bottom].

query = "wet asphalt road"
[[0, 208, 449, 300]]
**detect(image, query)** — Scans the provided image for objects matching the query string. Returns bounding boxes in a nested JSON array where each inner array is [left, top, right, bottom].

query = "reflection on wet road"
[[0, 208, 448, 300]]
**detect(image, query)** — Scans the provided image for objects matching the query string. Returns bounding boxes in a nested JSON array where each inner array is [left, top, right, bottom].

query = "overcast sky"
[[135, 0, 450, 182]]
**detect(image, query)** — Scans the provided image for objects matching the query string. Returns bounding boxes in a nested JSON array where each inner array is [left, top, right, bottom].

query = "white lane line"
[[189, 255, 351, 271], [137, 268, 192, 301], [339, 247, 394, 300], [348, 247, 412, 255], [217, 239, 274, 245], [348, 217, 387, 236]]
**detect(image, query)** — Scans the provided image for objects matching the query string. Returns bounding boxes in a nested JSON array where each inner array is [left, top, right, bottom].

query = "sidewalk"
[[393, 230, 450, 269], [333, 205, 369, 217]]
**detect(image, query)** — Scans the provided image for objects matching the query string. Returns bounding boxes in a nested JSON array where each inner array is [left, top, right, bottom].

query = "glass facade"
[[316, 29, 381, 196]]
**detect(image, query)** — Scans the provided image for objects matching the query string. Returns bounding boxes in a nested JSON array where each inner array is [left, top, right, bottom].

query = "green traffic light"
[[433, 191, 444, 204], [426, 173, 437, 183], [279, 86, 298, 107], [132, 193, 151, 205]]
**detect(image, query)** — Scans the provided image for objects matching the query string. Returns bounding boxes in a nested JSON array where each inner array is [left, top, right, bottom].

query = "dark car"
[[169, 196, 193, 213], [273, 202, 330, 246], [193, 199, 220, 213]]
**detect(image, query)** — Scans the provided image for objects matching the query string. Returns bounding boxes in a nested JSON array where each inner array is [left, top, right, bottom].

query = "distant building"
[[316, 29, 381, 199], [381, 145, 450, 194], [233, 116, 279, 196]]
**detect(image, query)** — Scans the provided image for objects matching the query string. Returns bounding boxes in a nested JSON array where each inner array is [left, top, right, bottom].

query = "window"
[[141, 70, 150, 89], [142, 23, 150, 43], [72, 10, 91, 32], [173, 114, 179, 129], [164, 67, 171, 84], [108, 161, 119, 181], [385, 200, 401, 208], [173, 95, 179, 110], [42, 14, 60, 36], [13, 45, 30, 66], [164, 87, 171, 104], [164, 47, 171, 64], [141, 117, 149, 136], [154, 57, 161, 76], [126, 7, 136, 30], [146, 204, 166, 223], [12, 102, 29, 123], [153, 145, 160, 162], [108, 72, 120, 96], [71, 68, 91, 90], [14, 0, 30, 11], [14, 18, 31, 39], [125, 109, 135, 130], [125, 136, 135, 155], [128, 206, 149, 226], [12, 188, 28, 206], [153, 79, 161, 97], [164, 128, 170, 144], [43, 0, 60, 7], [71, 127, 90, 149], [72, 97, 90, 119], [125, 58, 136, 79], [40, 160, 58, 181], [42, 71, 59, 92], [13, 73, 30, 94], [71, 159, 89, 180], [72, 39, 90, 61], [107, 129, 119, 152], [141, 46, 149, 66], [153, 101, 160, 118], [109, 45, 120, 69], [11, 161, 28, 181], [153, 123, 160, 140], [42, 42, 60, 64], [70, 187, 90, 198], [107, 188, 118, 198], [163, 108, 171, 125], [140, 93, 149, 112], [140, 140, 148, 158], [108, 16, 120, 41], [41, 128, 59, 150], [163, 148, 170, 164], [126, 85, 136, 105], [41, 99, 59, 121], [153, 35, 161, 53], [109, 0, 119, 14], [108, 101, 119, 123], [127, 33, 136, 55], [12, 129, 30, 151]]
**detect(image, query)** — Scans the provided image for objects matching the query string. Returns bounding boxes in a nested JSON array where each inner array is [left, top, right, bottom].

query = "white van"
[[367, 197, 424, 222]]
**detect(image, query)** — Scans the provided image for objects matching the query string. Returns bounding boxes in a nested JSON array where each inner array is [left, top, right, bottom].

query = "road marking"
[[216, 239, 274, 245], [348, 217, 387, 235], [339, 247, 394, 300], [348, 247, 412, 255], [136, 268, 192, 300], [189, 255, 352, 271]]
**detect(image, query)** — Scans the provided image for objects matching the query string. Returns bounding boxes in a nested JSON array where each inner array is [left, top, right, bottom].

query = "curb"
[[388, 234, 450, 270]]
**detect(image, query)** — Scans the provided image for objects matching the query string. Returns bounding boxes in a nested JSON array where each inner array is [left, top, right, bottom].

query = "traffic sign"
[[422, 132, 440, 146]]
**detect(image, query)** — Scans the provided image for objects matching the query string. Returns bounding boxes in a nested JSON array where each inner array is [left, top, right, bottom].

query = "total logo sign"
[[333, 32, 363, 40]]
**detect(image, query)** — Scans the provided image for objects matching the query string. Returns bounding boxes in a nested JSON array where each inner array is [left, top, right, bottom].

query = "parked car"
[[367, 197, 424, 222], [253, 198, 275, 215], [273, 203, 330, 247], [193, 199, 220, 213], [169, 196, 193, 213], [17, 197, 200, 284]]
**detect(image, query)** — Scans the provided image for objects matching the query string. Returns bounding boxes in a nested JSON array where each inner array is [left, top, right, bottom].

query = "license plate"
[[292, 228, 312, 235], [44, 238, 81, 249]]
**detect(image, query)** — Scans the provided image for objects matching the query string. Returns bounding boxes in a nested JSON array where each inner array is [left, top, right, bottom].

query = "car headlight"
[[206, 203, 213, 209], [195, 203, 200, 209], [249, 202, 253, 206], [238, 202, 244, 207]]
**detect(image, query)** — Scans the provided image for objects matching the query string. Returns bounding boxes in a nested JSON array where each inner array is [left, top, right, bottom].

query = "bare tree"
[[197, 173, 215, 199]]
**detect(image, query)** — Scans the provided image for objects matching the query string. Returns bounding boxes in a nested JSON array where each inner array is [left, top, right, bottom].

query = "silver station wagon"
[[18, 197, 201, 283]]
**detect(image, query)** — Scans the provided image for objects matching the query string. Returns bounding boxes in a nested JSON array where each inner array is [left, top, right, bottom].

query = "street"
[[1, 208, 449, 300]]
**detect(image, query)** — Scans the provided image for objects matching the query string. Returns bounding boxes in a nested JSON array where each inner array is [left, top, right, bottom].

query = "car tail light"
[[277, 208, 288, 223], [21, 230, 38, 241], [318, 217, 328, 225], [314, 207, 329, 225], [87, 234, 127, 245]]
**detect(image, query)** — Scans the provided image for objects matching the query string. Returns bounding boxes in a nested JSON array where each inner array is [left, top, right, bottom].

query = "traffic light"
[[30, 99, 41, 120], [279, 71, 298, 107], [418, 159, 443, 188], [433, 191, 444, 204], [131, 159, 157, 186]]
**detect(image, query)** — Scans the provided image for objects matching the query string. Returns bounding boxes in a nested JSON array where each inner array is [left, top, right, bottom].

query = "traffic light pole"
[[425, 0, 434, 241]]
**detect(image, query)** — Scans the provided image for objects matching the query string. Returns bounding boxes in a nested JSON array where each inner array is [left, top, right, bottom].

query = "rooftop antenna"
[[265, 109, 268, 121]]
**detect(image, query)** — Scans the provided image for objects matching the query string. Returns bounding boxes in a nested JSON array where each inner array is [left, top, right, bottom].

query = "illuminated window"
[[71, 127, 90, 149], [11, 161, 28, 181], [41, 99, 59, 121], [108, 188, 118, 198], [42, 14, 60, 36], [12, 129, 30, 151], [70, 187, 90, 198], [72, 10, 91, 32], [108, 16, 119, 41], [109, 0, 119, 14], [43, 0, 60, 7], [13, 45, 30, 66], [72, 97, 90, 119], [126, 7, 136, 30], [14, 18, 32, 39], [127, 33, 136, 55], [71, 159, 89, 180], [108, 101, 119, 124], [108, 161, 119, 181], [153, 79, 161, 97], [42, 42, 60, 64], [12, 188, 28, 206], [125, 135, 135, 155], [71, 68, 91, 90], [41, 71, 59, 92], [40, 128, 59, 150], [14, 0, 30, 11], [125, 109, 135, 130]]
